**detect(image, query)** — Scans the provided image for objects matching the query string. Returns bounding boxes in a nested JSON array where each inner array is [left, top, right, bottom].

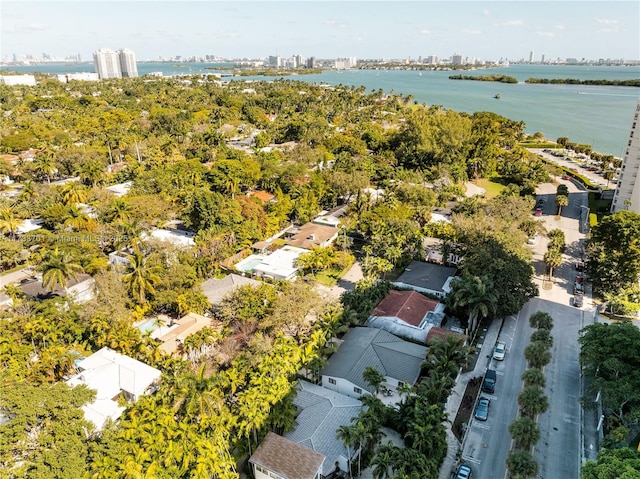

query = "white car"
[[493, 341, 506, 361]]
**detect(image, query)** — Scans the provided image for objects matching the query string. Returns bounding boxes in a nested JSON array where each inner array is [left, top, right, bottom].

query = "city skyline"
[[1, 1, 639, 62]]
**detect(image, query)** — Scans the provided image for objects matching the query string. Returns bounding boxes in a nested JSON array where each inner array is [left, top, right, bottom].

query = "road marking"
[[474, 423, 491, 430], [462, 455, 481, 465]]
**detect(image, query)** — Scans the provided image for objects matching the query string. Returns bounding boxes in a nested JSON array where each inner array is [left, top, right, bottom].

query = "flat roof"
[[253, 246, 306, 279]]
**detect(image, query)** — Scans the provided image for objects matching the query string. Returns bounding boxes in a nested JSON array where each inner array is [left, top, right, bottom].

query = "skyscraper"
[[611, 99, 640, 214], [93, 48, 121, 79], [118, 48, 138, 77]]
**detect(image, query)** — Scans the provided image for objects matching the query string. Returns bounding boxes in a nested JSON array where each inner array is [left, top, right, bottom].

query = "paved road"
[[458, 179, 593, 479]]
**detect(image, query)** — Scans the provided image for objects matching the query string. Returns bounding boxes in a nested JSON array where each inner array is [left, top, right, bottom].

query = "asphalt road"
[[460, 179, 592, 479]]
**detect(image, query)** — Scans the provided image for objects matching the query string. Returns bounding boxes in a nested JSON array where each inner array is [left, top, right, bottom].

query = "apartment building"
[[611, 99, 640, 214]]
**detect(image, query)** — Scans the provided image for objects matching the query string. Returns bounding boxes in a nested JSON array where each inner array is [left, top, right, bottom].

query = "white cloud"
[[420, 28, 432, 35], [535, 31, 555, 38], [482, 9, 491, 16], [26, 23, 47, 32], [599, 27, 622, 33], [324, 18, 347, 29], [463, 29, 482, 35], [496, 20, 524, 27], [555, 24, 566, 31], [596, 18, 618, 25]]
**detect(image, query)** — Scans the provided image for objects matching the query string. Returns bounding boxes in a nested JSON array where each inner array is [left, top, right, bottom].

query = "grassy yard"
[[470, 177, 508, 198]]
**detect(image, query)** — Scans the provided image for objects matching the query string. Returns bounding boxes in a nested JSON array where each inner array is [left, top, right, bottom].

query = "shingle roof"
[[286, 223, 339, 249], [250, 432, 325, 479], [285, 381, 361, 476], [321, 328, 427, 393], [372, 290, 439, 327], [200, 274, 261, 305], [394, 260, 457, 294]]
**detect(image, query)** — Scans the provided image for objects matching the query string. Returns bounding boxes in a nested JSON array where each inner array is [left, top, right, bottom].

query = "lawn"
[[470, 177, 507, 198]]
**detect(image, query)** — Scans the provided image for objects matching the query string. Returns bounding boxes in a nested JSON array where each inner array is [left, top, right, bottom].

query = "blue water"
[[137, 318, 158, 334], [3, 62, 639, 156], [236, 256, 264, 272]]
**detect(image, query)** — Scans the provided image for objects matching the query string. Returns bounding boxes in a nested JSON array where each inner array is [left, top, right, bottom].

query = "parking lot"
[[529, 148, 619, 189]]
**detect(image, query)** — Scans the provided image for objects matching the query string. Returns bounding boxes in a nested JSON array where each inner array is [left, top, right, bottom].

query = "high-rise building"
[[118, 48, 138, 77], [451, 54, 463, 65], [529, 50, 534, 63], [93, 48, 121, 79], [611, 100, 640, 214]]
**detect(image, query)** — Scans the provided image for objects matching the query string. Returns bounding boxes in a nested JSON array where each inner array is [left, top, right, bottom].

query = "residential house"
[[144, 227, 195, 248], [105, 181, 132, 197], [367, 290, 445, 343], [285, 380, 361, 476], [247, 190, 276, 204], [252, 245, 307, 281], [200, 273, 261, 305], [250, 432, 325, 479], [66, 347, 161, 430], [156, 312, 222, 356], [393, 260, 458, 299], [285, 223, 339, 250], [321, 327, 427, 399], [423, 237, 463, 266], [19, 273, 95, 303]]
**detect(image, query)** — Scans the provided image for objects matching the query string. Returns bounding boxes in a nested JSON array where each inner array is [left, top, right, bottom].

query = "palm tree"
[[447, 274, 498, 334], [371, 442, 396, 479], [33, 151, 57, 184], [77, 160, 104, 187], [555, 194, 569, 216], [518, 385, 549, 417], [104, 197, 134, 223], [521, 368, 546, 388], [0, 206, 23, 239], [336, 424, 357, 479], [39, 247, 84, 292], [362, 366, 386, 394], [506, 449, 538, 479], [63, 204, 93, 232], [529, 311, 553, 331], [58, 181, 87, 205], [524, 341, 552, 369], [543, 248, 562, 279], [509, 416, 541, 449], [530, 329, 553, 348], [122, 250, 162, 304]]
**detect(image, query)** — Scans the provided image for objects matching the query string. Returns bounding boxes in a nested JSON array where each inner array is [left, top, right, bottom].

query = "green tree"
[[586, 210, 640, 297], [581, 447, 640, 479], [122, 250, 162, 304], [518, 385, 549, 417], [447, 274, 498, 334], [579, 321, 640, 427], [543, 248, 562, 279], [509, 416, 541, 450], [362, 366, 386, 394], [524, 341, 552, 369], [506, 449, 538, 479], [529, 311, 554, 331], [0, 205, 23, 240], [521, 368, 546, 388], [39, 247, 84, 292], [555, 194, 569, 216]]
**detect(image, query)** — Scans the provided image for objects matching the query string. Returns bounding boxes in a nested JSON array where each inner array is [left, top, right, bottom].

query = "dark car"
[[455, 464, 472, 479], [482, 369, 496, 393], [574, 293, 584, 308], [474, 397, 490, 421]]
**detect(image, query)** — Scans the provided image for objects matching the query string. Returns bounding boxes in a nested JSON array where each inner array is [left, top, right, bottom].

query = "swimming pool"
[[235, 255, 265, 272], [137, 318, 158, 334]]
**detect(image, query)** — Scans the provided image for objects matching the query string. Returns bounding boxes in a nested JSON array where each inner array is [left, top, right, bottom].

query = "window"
[[328, 378, 336, 385], [354, 387, 362, 394]]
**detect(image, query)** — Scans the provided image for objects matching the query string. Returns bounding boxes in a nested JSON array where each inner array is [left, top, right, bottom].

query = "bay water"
[[4, 62, 639, 156]]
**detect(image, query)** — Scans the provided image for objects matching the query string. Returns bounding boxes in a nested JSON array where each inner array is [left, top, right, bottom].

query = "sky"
[[1, 1, 639, 62]]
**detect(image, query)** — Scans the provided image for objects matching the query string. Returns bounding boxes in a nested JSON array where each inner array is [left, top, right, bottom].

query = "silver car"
[[493, 341, 506, 361]]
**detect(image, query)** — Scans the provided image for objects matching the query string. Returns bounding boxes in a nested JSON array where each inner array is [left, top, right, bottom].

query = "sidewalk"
[[438, 317, 503, 479]]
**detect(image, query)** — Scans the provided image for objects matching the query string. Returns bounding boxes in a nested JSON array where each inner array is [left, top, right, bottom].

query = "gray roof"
[[200, 274, 261, 305], [321, 327, 427, 393], [394, 260, 457, 293], [250, 432, 325, 479], [285, 381, 361, 477]]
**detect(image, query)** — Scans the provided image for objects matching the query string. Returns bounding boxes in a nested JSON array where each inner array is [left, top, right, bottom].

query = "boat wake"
[[577, 91, 638, 97]]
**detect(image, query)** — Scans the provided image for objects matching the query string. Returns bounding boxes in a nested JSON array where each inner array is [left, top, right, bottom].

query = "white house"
[[321, 327, 427, 399], [252, 246, 307, 281], [393, 260, 458, 298], [66, 347, 161, 430]]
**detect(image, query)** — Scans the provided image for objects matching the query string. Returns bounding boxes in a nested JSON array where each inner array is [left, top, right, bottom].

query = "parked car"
[[575, 261, 584, 271], [482, 369, 496, 393], [574, 293, 584, 308], [535, 207, 543, 216], [574, 275, 584, 294], [563, 175, 571, 180], [493, 341, 506, 361], [474, 397, 490, 421], [527, 235, 538, 245], [455, 464, 473, 479]]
